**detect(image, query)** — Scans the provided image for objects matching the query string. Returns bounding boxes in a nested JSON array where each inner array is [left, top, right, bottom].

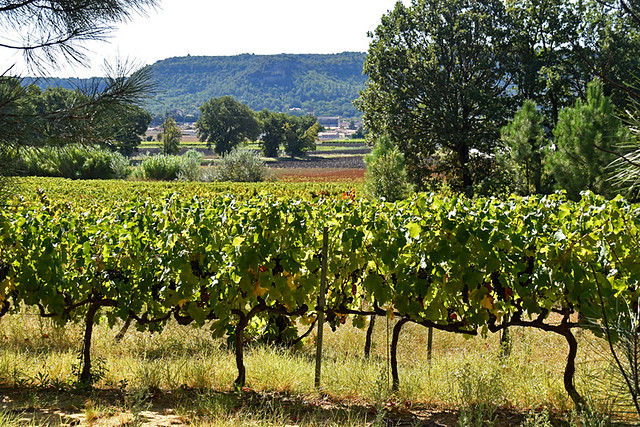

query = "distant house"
[[317, 116, 340, 129]]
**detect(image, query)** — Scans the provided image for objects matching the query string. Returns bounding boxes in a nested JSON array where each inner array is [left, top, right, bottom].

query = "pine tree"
[[547, 79, 629, 199], [498, 100, 547, 195], [364, 135, 412, 202]]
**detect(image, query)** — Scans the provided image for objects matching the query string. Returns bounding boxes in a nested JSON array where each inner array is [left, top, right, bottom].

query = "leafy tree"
[[356, 0, 515, 195], [196, 96, 260, 155], [162, 117, 181, 155], [103, 105, 152, 156], [547, 80, 629, 199], [364, 135, 412, 201], [506, 0, 586, 126], [283, 115, 320, 158], [258, 110, 288, 157], [498, 100, 548, 195]]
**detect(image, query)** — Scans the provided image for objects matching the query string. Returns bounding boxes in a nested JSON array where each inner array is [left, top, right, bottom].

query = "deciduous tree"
[[162, 117, 181, 155], [356, 0, 515, 195], [196, 96, 260, 155]]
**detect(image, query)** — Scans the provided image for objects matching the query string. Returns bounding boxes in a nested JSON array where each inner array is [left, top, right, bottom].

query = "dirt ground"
[[0, 387, 541, 426]]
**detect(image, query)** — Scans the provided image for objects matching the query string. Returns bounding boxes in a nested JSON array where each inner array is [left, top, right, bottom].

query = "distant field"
[[139, 140, 368, 152]]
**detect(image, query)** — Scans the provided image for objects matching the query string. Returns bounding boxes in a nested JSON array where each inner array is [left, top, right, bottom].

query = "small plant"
[[136, 151, 203, 181], [521, 409, 553, 427], [123, 387, 153, 425], [136, 154, 183, 180], [213, 147, 268, 182], [72, 353, 107, 390], [370, 369, 391, 427]]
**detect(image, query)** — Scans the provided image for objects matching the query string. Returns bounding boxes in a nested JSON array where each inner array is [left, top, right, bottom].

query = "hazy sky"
[[2, 0, 404, 78]]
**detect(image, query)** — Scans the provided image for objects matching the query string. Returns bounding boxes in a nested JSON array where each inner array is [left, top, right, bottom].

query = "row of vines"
[[0, 190, 638, 409]]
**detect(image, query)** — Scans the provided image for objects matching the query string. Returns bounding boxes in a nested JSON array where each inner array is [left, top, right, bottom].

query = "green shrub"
[[20, 145, 130, 179], [136, 154, 182, 180], [136, 151, 203, 181], [177, 150, 204, 181], [213, 147, 268, 182], [364, 135, 412, 201]]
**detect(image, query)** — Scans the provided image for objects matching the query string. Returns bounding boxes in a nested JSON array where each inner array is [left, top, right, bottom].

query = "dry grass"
[[0, 309, 631, 426]]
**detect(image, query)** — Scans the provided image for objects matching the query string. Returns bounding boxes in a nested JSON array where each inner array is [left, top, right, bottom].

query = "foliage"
[[258, 110, 288, 157], [136, 153, 200, 181], [282, 115, 320, 158], [257, 110, 321, 158], [178, 149, 204, 181], [1, 189, 639, 402], [547, 80, 629, 199], [506, 0, 640, 126], [588, 298, 640, 419], [608, 125, 640, 202], [363, 135, 412, 202], [212, 147, 268, 182], [162, 117, 181, 155], [103, 104, 152, 156], [0, 0, 158, 71], [497, 100, 548, 195], [18, 145, 130, 179], [196, 96, 261, 155], [14, 176, 363, 206], [356, 0, 515, 195]]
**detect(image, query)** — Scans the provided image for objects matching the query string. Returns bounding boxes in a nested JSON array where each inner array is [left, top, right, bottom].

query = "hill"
[[147, 52, 366, 119], [27, 53, 367, 119]]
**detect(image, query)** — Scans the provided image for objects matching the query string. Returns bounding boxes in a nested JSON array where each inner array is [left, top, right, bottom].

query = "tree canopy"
[[196, 96, 261, 155], [547, 79, 629, 199], [357, 0, 515, 194]]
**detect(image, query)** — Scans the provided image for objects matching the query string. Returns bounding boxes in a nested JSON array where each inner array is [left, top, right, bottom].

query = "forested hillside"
[[148, 52, 366, 118], [28, 52, 367, 119]]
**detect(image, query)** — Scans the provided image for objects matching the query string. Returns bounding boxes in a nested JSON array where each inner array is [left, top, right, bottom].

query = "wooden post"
[[427, 326, 433, 364], [314, 227, 328, 389]]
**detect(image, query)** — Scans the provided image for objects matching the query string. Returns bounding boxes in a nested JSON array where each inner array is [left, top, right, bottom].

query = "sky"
[[2, 0, 405, 78]]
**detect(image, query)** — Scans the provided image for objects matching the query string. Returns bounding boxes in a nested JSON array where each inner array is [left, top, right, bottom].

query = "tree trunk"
[[562, 329, 584, 409], [391, 318, 409, 392], [455, 142, 472, 197], [234, 315, 249, 389], [79, 302, 101, 386], [500, 315, 510, 358], [364, 315, 376, 359], [114, 313, 134, 343]]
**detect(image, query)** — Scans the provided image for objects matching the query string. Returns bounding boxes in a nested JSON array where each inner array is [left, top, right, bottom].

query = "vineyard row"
[[0, 190, 638, 407]]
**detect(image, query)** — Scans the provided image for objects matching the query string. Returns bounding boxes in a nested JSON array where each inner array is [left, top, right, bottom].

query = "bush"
[[212, 147, 268, 182], [20, 145, 130, 179], [136, 151, 203, 181], [364, 135, 412, 201], [177, 150, 204, 181]]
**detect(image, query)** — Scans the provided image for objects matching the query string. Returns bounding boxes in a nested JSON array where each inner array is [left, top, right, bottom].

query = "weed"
[[521, 409, 553, 427], [454, 360, 501, 426]]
